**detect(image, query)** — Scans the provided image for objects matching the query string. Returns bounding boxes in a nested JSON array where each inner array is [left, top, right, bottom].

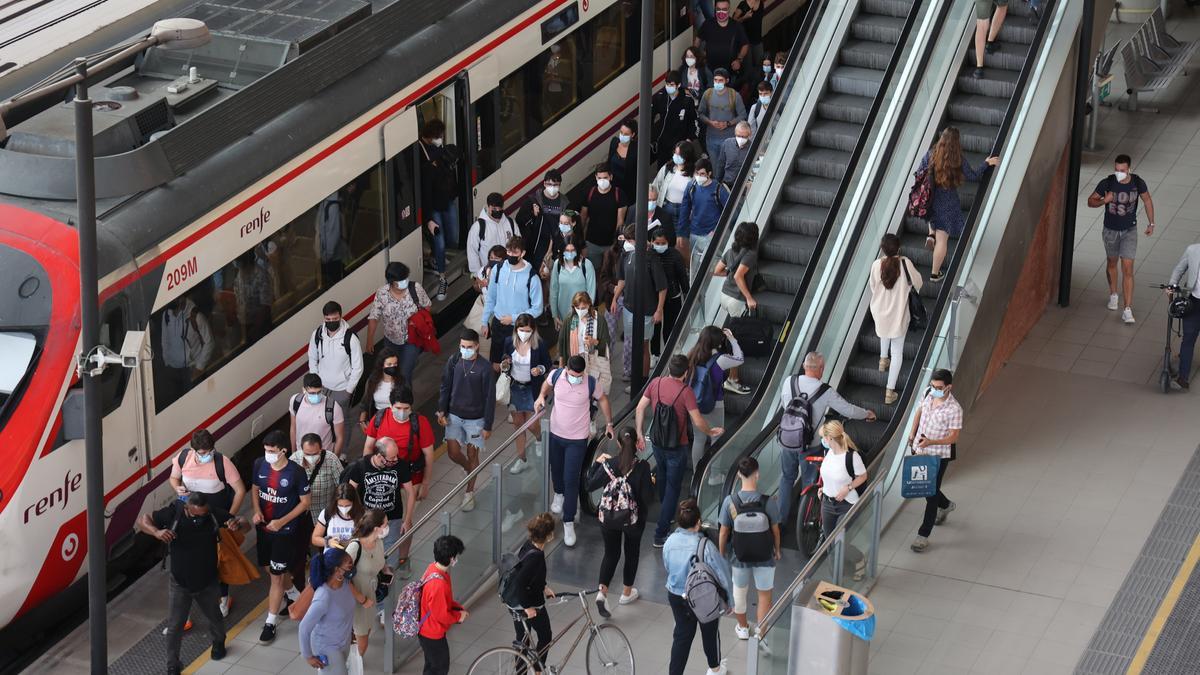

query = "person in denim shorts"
[[437, 329, 495, 513]]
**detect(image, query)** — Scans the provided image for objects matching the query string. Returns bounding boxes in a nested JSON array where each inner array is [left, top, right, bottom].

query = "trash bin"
[[789, 580, 875, 675]]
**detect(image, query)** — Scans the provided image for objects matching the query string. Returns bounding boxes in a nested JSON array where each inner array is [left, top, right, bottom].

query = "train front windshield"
[[0, 242, 50, 429]]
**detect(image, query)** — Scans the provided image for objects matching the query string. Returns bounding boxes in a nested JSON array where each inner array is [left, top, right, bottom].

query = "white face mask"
[[431, 137, 444, 147], [1114, 170, 1129, 182], [735, 136, 749, 148], [544, 184, 560, 197], [517, 330, 533, 342], [596, 178, 611, 190], [337, 505, 353, 518], [575, 307, 589, 318], [450, 557, 459, 567], [623, 241, 636, 253], [376, 524, 390, 539], [695, 175, 710, 186], [264, 451, 281, 466], [685, 57, 697, 67]]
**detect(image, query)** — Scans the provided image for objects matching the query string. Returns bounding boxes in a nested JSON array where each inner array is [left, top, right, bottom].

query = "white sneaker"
[[618, 588, 640, 605], [461, 491, 476, 512], [706, 661, 728, 675], [509, 458, 527, 475], [551, 493, 565, 515], [219, 597, 231, 618], [564, 522, 577, 547], [735, 624, 751, 640], [1107, 293, 1119, 311], [501, 509, 525, 533], [1122, 307, 1135, 324]]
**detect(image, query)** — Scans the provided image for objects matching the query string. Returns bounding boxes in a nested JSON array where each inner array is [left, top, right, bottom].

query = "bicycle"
[[466, 588, 635, 675], [795, 450, 826, 558]]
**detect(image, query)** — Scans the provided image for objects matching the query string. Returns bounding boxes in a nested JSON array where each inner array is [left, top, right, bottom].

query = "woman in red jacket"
[[419, 535, 467, 675]]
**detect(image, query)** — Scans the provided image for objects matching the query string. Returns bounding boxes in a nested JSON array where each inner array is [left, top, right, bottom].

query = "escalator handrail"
[[742, 0, 1062, 638], [701, 0, 941, 500], [577, 0, 836, 514]]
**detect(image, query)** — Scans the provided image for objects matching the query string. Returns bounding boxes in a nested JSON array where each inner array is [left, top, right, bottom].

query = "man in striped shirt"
[[908, 369, 962, 553]]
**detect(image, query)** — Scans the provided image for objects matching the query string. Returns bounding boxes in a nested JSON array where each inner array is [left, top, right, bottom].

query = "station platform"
[[27, 6, 1200, 675]]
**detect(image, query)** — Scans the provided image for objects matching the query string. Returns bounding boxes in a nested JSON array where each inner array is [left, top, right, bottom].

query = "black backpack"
[[160, 499, 220, 570], [498, 547, 536, 608], [292, 391, 339, 443], [777, 379, 828, 449], [648, 379, 687, 448], [311, 327, 354, 360]]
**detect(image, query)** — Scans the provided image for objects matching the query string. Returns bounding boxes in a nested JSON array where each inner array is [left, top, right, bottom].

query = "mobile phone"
[[318, 655, 329, 667], [379, 571, 394, 586]]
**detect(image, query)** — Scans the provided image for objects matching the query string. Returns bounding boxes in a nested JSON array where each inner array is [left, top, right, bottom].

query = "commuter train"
[[0, 0, 804, 630]]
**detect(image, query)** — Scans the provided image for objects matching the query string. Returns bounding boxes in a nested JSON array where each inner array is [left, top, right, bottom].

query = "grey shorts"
[[1102, 227, 1137, 260], [975, 0, 1008, 19], [446, 413, 486, 448]]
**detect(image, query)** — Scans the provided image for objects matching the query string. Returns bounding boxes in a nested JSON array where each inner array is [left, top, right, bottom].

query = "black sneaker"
[[972, 67, 985, 79], [281, 593, 294, 616], [985, 40, 1000, 54], [258, 623, 277, 644], [596, 594, 612, 619], [436, 275, 448, 301], [653, 538, 666, 549], [210, 642, 227, 660]]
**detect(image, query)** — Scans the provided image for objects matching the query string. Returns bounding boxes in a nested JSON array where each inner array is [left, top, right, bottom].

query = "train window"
[[97, 305, 129, 415], [417, 94, 456, 144], [498, 69, 530, 159], [332, 167, 387, 277], [674, 0, 689, 37], [472, 91, 501, 181], [538, 35, 580, 126], [540, 2, 579, 43], [590, 4, 628, 90]]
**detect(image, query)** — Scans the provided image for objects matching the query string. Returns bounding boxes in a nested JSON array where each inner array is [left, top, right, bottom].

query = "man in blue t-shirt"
[[251, 429, 310, 645], [1088, 153, 1156, 324]]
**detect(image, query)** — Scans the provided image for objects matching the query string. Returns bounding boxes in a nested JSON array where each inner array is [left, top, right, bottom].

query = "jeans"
[[382, 520, 404, 567], [599, 526, 645, 588], [879, 335, 904, 390], [419, 635, 450, 675], [778, 447, 803, 524], [918, 458, 951, 538], [705, 136, 725, 171], [429, 201, 460, 274], [690, 402, 723, 471], [166, 578, 225, 671], [549, 433, 589, 523], [668, 592, 722, 675], [652, 444, 688, 540], [384, 339, 422, 386], [513, 607, 552, 672], [689, 232, 713, 279], [1179, 298, 1200, 382], [489, 319, 515, 365]]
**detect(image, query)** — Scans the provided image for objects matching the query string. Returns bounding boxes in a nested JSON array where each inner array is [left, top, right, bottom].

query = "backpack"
[[176, 448, 234, 509], [728, 493, 774, 564], [683, 536, 729, 623], [648, 379, 687, 448], [777, 379, 829, 450], [702, 87, 737, 113], [497, 548, 536, 607], [549, 368, 597, 420], [684, 181, 726, 214], [690, 355, 720, 415], [907, 164, 933, 219], [370, 409, 420, 463], [292, 391, 338, 442], [393, 571, 443, 638], [160, 499, 220, 570], [597, 461, 639, 529], [311, 326, 354, 361], [491, 263, 537, 309]]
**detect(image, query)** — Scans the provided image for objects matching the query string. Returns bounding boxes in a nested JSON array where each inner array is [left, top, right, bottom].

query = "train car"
[[0, 0, 803, 630]]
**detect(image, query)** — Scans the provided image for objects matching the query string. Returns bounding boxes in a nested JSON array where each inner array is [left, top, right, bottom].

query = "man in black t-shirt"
[[138, 492, 240, 673], [696, 0, 749, 82], [341, 437, 415, 564], [581, 164, 627, 271], [1087, 153, 1156, 324]]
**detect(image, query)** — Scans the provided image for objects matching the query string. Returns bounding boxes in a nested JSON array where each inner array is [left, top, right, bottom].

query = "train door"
[[414, 77, 474, 285], [95, 299, 151, 498]]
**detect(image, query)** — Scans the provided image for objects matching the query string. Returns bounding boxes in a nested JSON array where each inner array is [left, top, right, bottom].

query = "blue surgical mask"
[[648, 201, 656, 212], [930, 388, 946, 399], [392, 408, 410, 423], [713, 81, 726, 92], [461, 347, 476, 359], [618, 134, 632, 144], [759, 95, 771, 106], [196, 452, 214, 464], [306, 392, 322, 405], [393, 279, 409, 290], [343, 567, 356, 581], [563, 251, 577, 261], [567, 374, 584, 385], [665, 85, 678, 96], [763, 64, 771, 74], [672, 153, 684, 166], [820, 438, 830, 450], [559, 223, 572, 234], [653, 244, 669, 254]]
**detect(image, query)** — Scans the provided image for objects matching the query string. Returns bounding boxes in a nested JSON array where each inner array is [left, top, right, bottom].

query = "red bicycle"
[[795, 451, 826, 557]]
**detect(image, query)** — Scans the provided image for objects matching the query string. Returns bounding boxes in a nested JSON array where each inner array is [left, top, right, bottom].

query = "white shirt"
[[820, 450, 867, 504], [317, 508, 356, 548], [511, 348, 532, 383], [372, 379, 394, 413], [666, 170, 692, 204]]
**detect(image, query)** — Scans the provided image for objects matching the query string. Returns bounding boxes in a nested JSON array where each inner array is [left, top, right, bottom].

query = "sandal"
[[924, 234, 935, 250]]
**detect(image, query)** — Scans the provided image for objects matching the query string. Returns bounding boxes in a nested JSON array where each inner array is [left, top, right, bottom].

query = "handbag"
[[900, 260, 928, 332], [287, 584, 315, 621], [496, 371, 511, 406], [347, 646, 365, 675], [727, 309, 773, 357], [900, 453, 941, 499]]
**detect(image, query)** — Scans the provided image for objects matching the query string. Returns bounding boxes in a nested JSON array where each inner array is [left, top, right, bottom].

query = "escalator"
[[729, 0, 921, 421]]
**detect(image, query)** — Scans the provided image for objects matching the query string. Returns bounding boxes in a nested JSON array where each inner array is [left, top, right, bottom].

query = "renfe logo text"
[[238, 206, 271, 238], [24, 471, 83, 524]]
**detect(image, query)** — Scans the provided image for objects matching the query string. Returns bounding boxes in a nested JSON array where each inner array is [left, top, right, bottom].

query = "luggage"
[[727, 309, 772, 357]]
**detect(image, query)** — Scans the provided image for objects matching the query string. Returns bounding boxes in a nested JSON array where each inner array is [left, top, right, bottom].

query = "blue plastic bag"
[[901, 454, 941, 499], [831, 594, 876, 641]]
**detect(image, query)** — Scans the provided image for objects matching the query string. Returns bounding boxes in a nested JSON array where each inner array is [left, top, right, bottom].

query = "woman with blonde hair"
[[818, 420, 867, 580], [556, 291, 613, 394], [917, 127, 999, 281]]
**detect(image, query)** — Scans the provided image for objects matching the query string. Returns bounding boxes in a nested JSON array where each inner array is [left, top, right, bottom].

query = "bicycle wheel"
[[797, 489, 822, 558], [586, 623, 635, 674], [467, 646, 537, 675]]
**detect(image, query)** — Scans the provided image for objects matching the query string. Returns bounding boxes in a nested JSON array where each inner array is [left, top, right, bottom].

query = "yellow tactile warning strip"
[[183, 597, 270, 674], [1125, 534, 1200, 675]]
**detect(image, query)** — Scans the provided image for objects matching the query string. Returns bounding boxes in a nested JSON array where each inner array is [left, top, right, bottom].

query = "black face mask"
[[507, 255, 520, 265], [383, 366, 399, 377], [489, 209, 502, 219], [325, 320, 340, 332]]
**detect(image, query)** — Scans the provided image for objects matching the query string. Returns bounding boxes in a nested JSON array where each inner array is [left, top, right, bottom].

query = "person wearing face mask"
[[734, 0, 764, 76], [417, 119, 461, 301], [252, 430, 312, 645], [298, 548, 356, 674], [468, 245, 508, 358], [138, 492, 241, 674], [653, 72, 700, 166], [418, 535, 468, 675], [290, 373, 345, 459], [718, 456, 780, 648], [557, 291, 613, 395], [698, 68, 746, 171], [437, 330, 496, 511], [678, 158, 731, 276], [550, 208, 581, 266], [504, 513, 559, 672], [817, 421, 867, 581], [716, 121, 752, 187], [535, 355, 615, 546], [169, 429, 247, 617], [357, 348, 401, 436], [695, 0, 749, 80], [366, 261, 432, 385], [908, 369, 962, 553], [606, 119, 639, 207], [769, 52, 786, 90], [312, 484, 364, 551], [289, 433, 343, 591], [550, 239, 597, 332], [612, 224, 669, 389], [466, 192, 518, 278], [1087, 153, 1156, 324], [518, 169, 568, 286], [483, 235, 543, 362], [308, 301, 362, 460], [677, 47, 713, 105], [344, 509, 392, 658], [582, 166, 627, 270], [686, 326, 746, 482], [747, 80, 772, 138], [651, 227, 690, 359], [498, 313, 552, 482], [652, 141, 699, 235]]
